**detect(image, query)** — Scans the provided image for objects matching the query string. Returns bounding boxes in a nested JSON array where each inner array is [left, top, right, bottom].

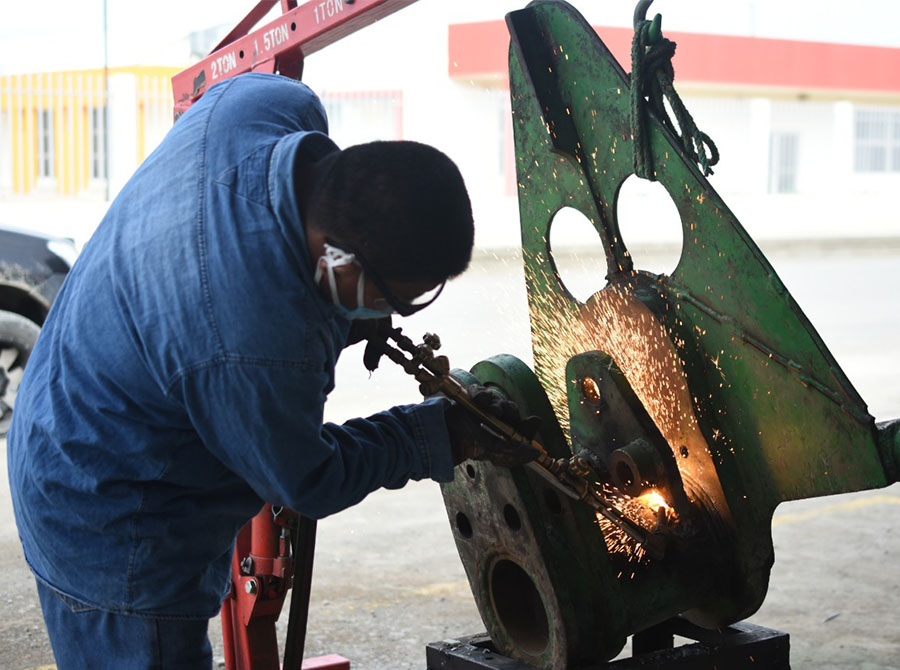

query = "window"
[[854, 108, 900, 172], [0, 110, 9, 193], [768, 132, 798, 194], [91, 106, 107, 180], [320, 91, 402, 147], [37, 108, 54, 179]]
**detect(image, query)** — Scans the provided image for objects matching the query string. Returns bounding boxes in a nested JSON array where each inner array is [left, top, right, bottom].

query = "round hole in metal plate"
[[490, 559, 550, 656], [614, 174, 684, 276], [503, 504, 522, 531], [615, 460, 636, 490], [547, 206, 606, 304], [456, 512, 473, 539]]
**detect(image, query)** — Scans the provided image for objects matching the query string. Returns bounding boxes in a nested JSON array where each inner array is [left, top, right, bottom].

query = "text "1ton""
[[314, 0, 347, 25]]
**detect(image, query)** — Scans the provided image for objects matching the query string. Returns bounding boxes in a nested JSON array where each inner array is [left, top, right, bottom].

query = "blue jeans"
[[36, 580, 213, 669]]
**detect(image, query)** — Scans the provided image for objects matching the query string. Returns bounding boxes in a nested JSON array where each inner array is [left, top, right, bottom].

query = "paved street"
[[1, 243, 898, 669]]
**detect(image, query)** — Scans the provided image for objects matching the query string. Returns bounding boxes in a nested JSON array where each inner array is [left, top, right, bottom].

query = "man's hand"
[[444, 384, 542, 467], [344, 317, 393, 371]]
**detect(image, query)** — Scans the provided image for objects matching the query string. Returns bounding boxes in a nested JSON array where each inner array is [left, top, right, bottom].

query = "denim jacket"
[[8, 73, 454, 618]]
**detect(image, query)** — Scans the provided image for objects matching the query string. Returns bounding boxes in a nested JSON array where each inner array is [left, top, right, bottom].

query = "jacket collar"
[[268, 130, 340, 296]]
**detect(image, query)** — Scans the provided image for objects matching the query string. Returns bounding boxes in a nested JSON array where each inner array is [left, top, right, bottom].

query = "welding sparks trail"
[[594, 486, 673, 568], [523, 257, 732, 547], [524, 259, 700, 448]]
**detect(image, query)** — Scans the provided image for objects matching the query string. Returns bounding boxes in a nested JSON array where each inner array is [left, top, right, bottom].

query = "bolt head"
[[245, 579, 258, 595]]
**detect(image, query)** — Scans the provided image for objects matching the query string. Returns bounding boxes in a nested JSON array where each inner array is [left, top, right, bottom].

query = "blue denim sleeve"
[[173, 359, 455, 518]]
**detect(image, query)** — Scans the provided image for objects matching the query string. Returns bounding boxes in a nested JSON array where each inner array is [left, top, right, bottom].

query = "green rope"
[[631, 13, 719, 180]]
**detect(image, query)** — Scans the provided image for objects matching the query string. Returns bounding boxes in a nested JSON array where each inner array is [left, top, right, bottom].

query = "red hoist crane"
[[171, 2, 420, 668], [173, 0, 419, 118]]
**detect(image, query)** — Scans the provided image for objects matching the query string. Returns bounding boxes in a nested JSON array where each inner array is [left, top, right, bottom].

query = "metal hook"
[[633, 0, 654, 29], [634, 0, 663, 44]]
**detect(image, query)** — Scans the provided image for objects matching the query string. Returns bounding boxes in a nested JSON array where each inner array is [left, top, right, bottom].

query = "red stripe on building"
[[448, 20, 900, 94]]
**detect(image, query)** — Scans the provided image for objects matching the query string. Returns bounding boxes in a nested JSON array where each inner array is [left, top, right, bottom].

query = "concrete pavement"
[[1, 245, 898, 669]]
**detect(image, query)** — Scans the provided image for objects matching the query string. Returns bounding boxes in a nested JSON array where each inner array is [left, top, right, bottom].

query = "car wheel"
[[0, 309, 41, 436]]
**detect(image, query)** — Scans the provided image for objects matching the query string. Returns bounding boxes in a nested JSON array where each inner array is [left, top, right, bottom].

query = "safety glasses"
[[325, 239, 446, 316]]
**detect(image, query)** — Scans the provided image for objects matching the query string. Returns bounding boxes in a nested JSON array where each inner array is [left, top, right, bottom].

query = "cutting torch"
[[366, 327, 668, 559]]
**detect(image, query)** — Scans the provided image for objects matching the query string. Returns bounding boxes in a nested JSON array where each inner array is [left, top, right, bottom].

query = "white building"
[[2, 1, 899, 250]]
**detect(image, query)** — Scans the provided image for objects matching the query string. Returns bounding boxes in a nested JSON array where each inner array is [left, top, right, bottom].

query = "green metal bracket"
[[439, 1, 896, 667], [508, 0, 892, 598]]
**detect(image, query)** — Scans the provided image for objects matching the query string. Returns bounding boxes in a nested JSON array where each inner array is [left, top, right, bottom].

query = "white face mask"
[[313, 243, 392, 320]]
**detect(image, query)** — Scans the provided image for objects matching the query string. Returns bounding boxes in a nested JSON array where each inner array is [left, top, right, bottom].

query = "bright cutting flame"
[[636, 490, 669, 512]]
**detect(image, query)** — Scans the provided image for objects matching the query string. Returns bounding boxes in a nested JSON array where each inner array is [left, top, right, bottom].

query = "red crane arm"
[[172, 0, 419, 118]]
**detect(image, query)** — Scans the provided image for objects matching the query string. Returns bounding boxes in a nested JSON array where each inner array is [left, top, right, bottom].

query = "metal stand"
[[283, 516, 318, 670], [426, 619, 790, 669]]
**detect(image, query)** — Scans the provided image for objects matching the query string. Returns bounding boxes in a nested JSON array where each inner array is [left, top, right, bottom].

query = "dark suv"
[[0, 224, 78, 435]]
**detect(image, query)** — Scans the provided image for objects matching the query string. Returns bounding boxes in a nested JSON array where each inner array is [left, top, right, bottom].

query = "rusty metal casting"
[[434, 1, 899, 667]]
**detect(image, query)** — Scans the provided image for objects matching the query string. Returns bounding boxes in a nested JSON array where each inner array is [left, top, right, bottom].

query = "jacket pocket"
[[52, 589, 99, 614]]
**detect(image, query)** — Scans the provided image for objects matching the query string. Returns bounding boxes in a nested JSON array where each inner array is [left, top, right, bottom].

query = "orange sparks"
[[636, 489, 669, 512]]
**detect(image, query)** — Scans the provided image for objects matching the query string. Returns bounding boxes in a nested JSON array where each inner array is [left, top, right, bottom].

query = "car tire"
[[0, 309, 41, 437]]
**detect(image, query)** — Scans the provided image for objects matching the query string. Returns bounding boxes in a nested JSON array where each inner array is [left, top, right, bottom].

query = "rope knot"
[[630, 12, 719, 181]]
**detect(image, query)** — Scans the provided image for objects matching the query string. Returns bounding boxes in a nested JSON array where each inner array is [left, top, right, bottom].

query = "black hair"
[[303, 141, 474, 283]]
